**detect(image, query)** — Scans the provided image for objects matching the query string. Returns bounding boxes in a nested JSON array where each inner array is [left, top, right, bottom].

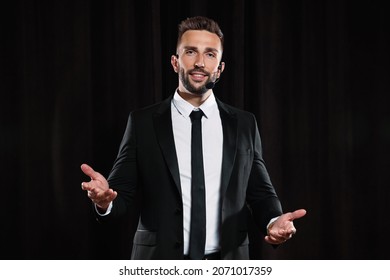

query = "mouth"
[[189, 70, 209, 83]]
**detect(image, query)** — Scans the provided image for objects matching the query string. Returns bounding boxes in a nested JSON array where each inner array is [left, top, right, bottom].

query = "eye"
[[185, 50, 196, 56], [205, 52, 217, 59]]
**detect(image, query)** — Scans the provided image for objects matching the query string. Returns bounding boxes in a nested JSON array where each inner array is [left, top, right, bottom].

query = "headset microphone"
[[205, 64, 222, 89], [205, 80, 218, 89]]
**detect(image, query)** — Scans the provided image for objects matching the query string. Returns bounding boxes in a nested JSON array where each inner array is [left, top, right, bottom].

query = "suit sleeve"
[[101, 112, 139, 220], [246, 115, 283, 235]]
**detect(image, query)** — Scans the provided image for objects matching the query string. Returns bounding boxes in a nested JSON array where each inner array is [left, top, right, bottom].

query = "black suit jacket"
[[103, 95, 283, 259]]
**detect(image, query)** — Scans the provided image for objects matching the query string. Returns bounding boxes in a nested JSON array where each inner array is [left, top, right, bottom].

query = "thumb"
[[289, 209, 307, 221], [81, 163, 100, 180]]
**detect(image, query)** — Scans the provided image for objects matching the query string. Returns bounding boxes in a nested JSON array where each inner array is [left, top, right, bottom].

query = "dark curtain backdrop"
[[1, 0, 389, 259]]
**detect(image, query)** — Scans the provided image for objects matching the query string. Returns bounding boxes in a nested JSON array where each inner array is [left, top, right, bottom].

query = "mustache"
[[188, 67, 211, 76]]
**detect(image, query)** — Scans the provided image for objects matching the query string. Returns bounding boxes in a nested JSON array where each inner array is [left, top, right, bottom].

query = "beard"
[[179, 67, 213, 95]]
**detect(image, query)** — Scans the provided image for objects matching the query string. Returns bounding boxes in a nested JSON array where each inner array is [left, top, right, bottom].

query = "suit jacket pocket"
[[133, 230, 157, 246], [132, 230, 157, 259]]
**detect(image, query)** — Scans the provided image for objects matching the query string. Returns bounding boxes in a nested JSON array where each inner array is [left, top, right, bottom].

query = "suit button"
[[175, 240, 182, 247], [175, 208, 182, 214]]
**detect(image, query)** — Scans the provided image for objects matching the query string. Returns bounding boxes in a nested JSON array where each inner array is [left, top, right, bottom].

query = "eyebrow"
[[183, 46, 220, 53]]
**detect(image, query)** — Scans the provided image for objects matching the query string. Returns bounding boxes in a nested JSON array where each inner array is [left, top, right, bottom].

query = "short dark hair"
[[177, 16, 224, 50]]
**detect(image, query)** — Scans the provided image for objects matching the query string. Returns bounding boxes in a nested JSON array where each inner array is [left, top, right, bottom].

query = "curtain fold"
[[1, 0, 388, 259]]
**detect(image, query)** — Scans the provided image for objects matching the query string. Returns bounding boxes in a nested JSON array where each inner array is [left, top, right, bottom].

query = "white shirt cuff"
[[267, 216, 279, 231], [94, 201, 113, 216]]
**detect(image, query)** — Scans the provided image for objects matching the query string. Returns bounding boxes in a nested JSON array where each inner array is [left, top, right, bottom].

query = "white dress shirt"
[[171, 91, 223, 255]]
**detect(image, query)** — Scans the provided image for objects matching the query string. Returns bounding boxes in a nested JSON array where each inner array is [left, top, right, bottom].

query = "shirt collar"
[[172, 90, 218, 119]]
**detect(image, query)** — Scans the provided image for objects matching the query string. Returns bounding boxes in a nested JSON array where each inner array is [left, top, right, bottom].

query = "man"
[[81, 16, 306, 260]]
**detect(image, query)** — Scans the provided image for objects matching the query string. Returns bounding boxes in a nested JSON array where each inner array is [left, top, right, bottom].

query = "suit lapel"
[[153, 96, 182, 195], [217, 99, 238, 196]]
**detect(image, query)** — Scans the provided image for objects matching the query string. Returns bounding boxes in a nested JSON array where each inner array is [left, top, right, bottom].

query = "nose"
[[194, 54, 205, 68]]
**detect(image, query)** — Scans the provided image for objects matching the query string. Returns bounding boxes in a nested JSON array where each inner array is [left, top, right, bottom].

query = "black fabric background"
[[1, 0, 389, 259]]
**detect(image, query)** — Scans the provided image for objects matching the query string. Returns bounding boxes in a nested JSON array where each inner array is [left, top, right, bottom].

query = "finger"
[[94, 190, 117, 208], [286, 229, 295, 238], [264, 236, 279, 244], [276, 229, 293, 239], [279, 229, 296, 239], [290, 227, 297, 235], [273, 233, 291, 243], [81, 181, 100, 192], [105, 191, 117, 203], [87, 186, 104, 200], [94, 189, 116, 202], [265, 235, 287, 245], [269, 223, 291, 238], [269, 227, 290, 240], [87, 190, 95, 199], [102, 189, 117, 200], [279, 226, 296, 235], [81, 182, 92, 191]]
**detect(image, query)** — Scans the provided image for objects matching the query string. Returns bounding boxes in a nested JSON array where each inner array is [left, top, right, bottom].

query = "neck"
[[177, 90, 212, 107]]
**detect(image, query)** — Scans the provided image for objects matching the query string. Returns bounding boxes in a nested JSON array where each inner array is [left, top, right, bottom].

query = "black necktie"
[[189, 109, 206, 260]]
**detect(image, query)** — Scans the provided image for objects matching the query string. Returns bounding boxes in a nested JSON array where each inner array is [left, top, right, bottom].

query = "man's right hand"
[[81, 163, 117, 212]]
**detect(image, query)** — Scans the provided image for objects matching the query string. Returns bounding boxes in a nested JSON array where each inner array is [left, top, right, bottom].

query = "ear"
[[217, 61, 225, 77], [171, 55, 179, 73]]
